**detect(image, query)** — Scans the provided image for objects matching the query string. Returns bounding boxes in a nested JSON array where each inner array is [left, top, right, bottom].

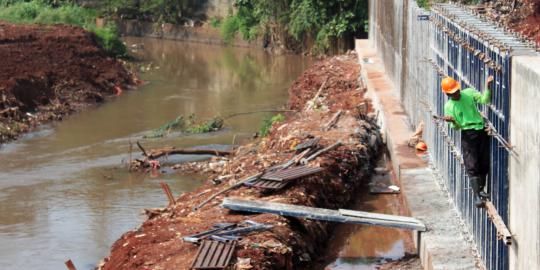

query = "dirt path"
[[0, 21, 134, 144], [98, 52, 385, 270]]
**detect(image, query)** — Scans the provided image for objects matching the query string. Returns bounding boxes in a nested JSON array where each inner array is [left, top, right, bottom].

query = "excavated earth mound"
[[0, 21, 133, 143], [99, 53, 384, 270]]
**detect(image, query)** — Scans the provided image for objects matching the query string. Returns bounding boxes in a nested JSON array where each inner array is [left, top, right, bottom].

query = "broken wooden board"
[[190, 240, 237, 269], [294, 137, 320, 152], [222, 198, 426, 231]]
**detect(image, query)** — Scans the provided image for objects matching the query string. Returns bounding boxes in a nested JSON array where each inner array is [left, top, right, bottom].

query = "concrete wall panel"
[[509, 56, 540, 270]]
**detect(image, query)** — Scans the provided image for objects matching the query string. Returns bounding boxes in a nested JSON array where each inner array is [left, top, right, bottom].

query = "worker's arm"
[[472, 75, 494, 105], [443, 104, 461, 129]]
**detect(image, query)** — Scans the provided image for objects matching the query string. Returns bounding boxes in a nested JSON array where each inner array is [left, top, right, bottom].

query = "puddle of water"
[[0, 38, 311, 269], [320, 154, 415, 270]]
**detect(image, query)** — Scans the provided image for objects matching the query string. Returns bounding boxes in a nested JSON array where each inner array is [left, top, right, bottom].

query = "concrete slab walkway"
[[355, 39, 479, 270]]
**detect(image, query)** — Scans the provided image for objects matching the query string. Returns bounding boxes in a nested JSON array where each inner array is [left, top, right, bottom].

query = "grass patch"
[[0, 0, 126, 57], [144, 115, 224, 139], [185, 117, 224, 134], [260, 113, 285, 137]]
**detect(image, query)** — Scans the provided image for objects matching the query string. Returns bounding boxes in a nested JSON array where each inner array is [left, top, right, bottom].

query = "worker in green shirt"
[[441, 75, 494, 208]]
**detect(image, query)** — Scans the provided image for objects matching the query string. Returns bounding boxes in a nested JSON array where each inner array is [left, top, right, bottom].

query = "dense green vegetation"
[[0, 0, 126, 57], [0, 0, 372, 54], [89, 0, 368, 53], [417, 0, 430, 8], [99, 0, 203, 24], [220, 0, 368, 53]]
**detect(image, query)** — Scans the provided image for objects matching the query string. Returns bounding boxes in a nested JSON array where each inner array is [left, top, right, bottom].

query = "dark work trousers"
[[461, 129, 490, 188]]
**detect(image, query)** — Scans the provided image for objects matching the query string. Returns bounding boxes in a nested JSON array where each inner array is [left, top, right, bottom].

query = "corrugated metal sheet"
[[244, 179, 289, 190], [261, 166, 324, 182], [190, 240, 236, 269]]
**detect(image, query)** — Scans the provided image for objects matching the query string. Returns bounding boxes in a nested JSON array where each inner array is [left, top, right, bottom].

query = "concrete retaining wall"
[[368, 0, 431, 126], [509, 56, 540, 270], [369, 0, 540, 269], [369, 0, 405, 100]]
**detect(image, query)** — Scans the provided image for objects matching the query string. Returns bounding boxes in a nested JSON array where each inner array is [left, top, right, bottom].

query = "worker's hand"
[[486, 75, 494, 84], [442, 116, 455, 123]]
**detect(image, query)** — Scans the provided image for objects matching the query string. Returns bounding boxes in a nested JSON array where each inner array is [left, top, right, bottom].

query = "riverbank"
[[0, 21, 134, 144], [98, 52, 385, 269], [116, 20, 263, 49]]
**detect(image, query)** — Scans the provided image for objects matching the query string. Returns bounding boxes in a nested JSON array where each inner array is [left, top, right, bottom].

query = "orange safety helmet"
[[441, 77, 461, 94], [415, 141, 428, 151]]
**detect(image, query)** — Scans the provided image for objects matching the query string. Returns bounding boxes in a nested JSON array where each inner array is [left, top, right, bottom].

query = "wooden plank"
[[301, 141, 342, 164], [294, 137, 320, 152], [222, 198, 426, 231], [193, 173, 263, 210], [322, 110, 343, 131], [160, 182, 175, 206], [485, 201, 512, 245]]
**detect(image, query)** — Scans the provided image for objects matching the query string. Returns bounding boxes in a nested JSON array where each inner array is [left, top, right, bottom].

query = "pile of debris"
[[0, 22, 134, 144], [99, 52, 383, 270]]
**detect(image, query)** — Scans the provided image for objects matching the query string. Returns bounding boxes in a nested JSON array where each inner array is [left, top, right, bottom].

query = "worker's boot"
[[470, 177, 485, 208], [478, 176, 490, 200]]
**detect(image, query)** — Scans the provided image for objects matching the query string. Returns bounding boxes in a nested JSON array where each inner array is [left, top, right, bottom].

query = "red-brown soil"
[[0, 21, 134, 144], [98, 52, 384, 270]]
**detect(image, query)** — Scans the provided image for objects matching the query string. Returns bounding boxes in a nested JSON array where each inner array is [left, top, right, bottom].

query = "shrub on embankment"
[[0, 0, 126, 57], [88, 0, 369, 54], [219, 0, 368, 54]]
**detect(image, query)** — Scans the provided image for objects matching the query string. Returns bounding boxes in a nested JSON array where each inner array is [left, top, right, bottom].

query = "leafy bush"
[[417, 0, 430, 9], [89, 25, 127, 57], [210, 17, 221, 28], [100, 0, 199, 24], [260, 113, 285, 137], [221, 16, 240, 43], [228, 0, 368, 53], [0, 0, 126, 57]]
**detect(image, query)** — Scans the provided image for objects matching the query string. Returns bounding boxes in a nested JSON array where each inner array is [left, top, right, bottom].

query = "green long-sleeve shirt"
[[444, 87, 491, 130]]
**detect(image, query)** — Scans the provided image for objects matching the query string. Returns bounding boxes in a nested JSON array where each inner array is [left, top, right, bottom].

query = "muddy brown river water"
[[0, 37, 311, 270]]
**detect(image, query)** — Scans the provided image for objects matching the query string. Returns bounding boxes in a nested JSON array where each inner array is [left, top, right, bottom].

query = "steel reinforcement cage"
[[420, 3, 536, 270]]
